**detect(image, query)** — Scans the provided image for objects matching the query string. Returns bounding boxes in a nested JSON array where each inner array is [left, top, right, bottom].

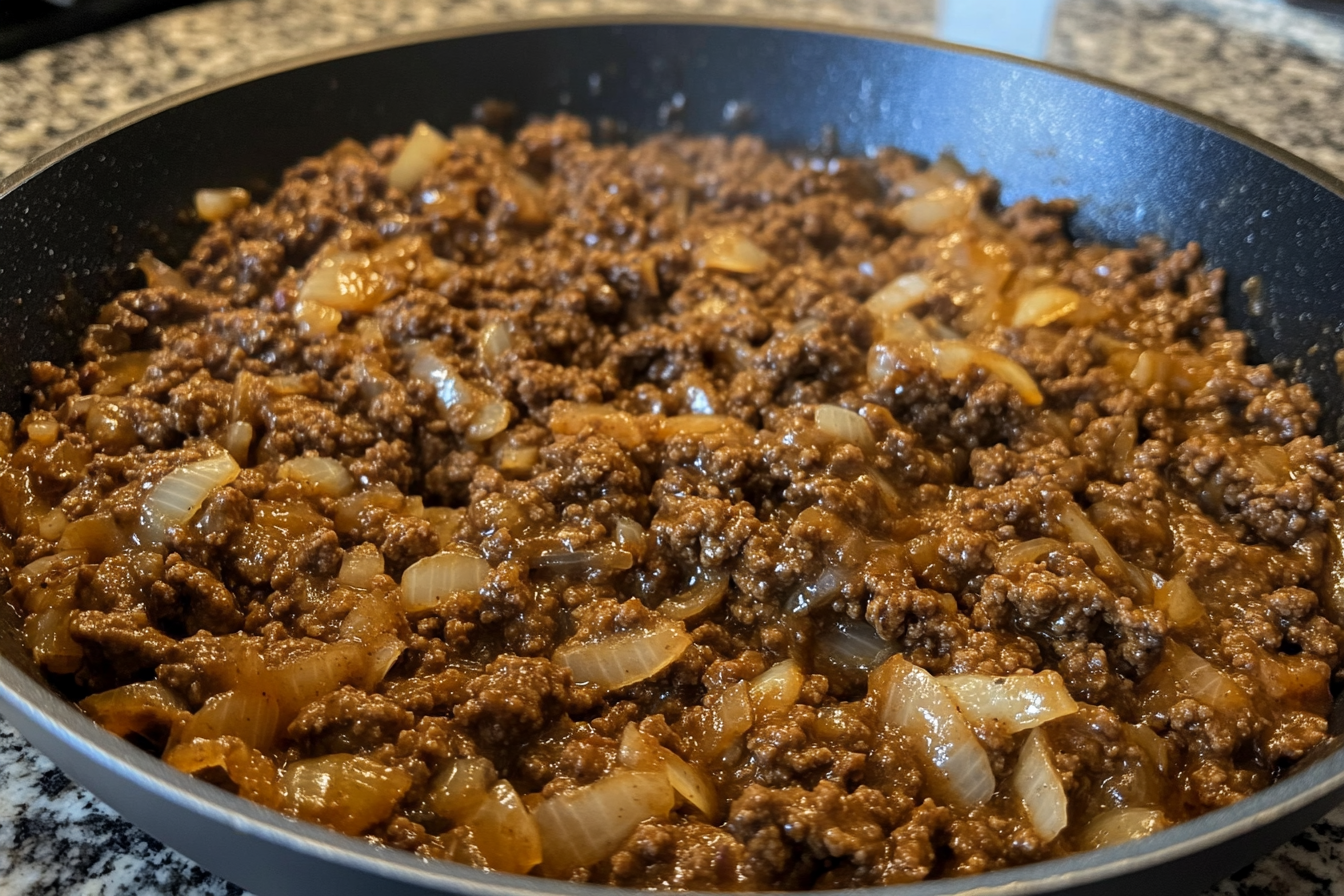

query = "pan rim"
[[0, 13, 1342, 896]]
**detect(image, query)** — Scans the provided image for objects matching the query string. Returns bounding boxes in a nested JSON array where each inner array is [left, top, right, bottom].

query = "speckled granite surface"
[[2, 1, 1344, 894]]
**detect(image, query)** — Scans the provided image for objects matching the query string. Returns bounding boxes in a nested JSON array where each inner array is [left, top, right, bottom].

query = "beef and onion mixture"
[[4, 114, 1343, 888]]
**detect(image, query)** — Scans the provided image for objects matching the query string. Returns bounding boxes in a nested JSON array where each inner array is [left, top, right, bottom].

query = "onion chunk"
[[1011, 728, 1068, 842], [554, 617, 690, 690], [533, 770, 675, 874], [138, 451, 240, 546], [940, 671, 1078, 733], [400, 551, 490, 612], [871, 655, 994, 806]]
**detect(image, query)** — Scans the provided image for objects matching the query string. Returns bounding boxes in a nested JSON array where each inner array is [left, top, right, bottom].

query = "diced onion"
[[871, 655, 994, 806], [814, 618, 893, 673], [611, 516, 648, 559], [400, 551, 490, 612], [270, 642, 368, 718], [467, 400, 511, 441], [617, 724, 721, 821], [658, 414, 745, 438], [750, 659, 804, 717], [338, 543, 385, 590], [408, 344, 489, 420], [496, 445, 539, 476], [1166, 641, 1248, 714], [940, 671, 1079, 733], [786, 566, 843, 615], [299, 252, 395, 313], [79, 681, 188, 741], [696, 230, 770, 274], [177, 688, 280, 752], [1057, 501, 1152, 599], [1155, 574, 1205, 628], [815, 404, 877, 452], [660, 569, 729, 620], [137, 252, 189, 291], [480, 321, 513, 365], [996, 537, 1065, 569], [293, 297, 342, 336], [554, 617, 690, 690], [550, 403, 645, 450], [428, 756, 495, 822], [388, 121, 452, 192], [24, 412, 59, 445], [1011, 728, 1068, 842], [138, 451, 241, 546], [278, 456, 354, 497], [1011, 285, 1082, 328], [38, 508, 67, 541], [533, 770, 675, 874], [460, 781, 543, 874], [896, 184, 975, 234], [222, 421, 253, 465], [195, 187, 251, 223], [1080, 808, 1168, 851], [929, 340, 1043, 406], [281, 753, 413, 836], [866, 273, 933, 318]]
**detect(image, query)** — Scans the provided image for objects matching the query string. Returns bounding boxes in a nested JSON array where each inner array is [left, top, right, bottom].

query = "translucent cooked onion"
[[786, 566, 843, 615], [338, 543, 385, 590], [866, 272, 933, 319], [138, 451, 241, 546], [480, 321, 513, 365], [292, 297, 342, 336], [1155, 574, 1205, 628], [300, 252, 396, 313], [388, 121, 452, 192], [696, 230, 770, 274], [164, 737, 281, 807], [659, 414, 745, 438], [1165, 641, 1248, 714], [617, 723, 721, 821], [532, 546, 634, 574], [533, 770, 676, 874], [1057, 500, 1152, 599], [221, 421, 253, 465], [549, 403, 645, 450], [137, 252, 189, 290], [554, 617, 691, 690], [24, 412, 58, 446], [278, 456, 354, 497], [996, 537, 1065, 569], [408, 344, 490, 418], [401, 551, 490, 612], [1011, 728, 1068, 842], [895, 184, 975, 234], [660, 569, 729, 620], [281, 753, 413, 836], [750, 659, 804, 717], [940, 671, 1079, 733], [467, 400, 511, 441], [93, 351, 153, 397], [1080, 808, 1168, 851], [611, 515, 647, 559], [871, 655, 994, 806], [1011, 285, 1082, 328], [814, 618, 893, 673], [929, 340, 1043, 406], [496, 445, 539, 476], [271, 641, 368, 718], [195, 187, 251, 223], [56, 512, 127, 562], [79, 681, 188, 742], [460, 781, 543, 874], [177, 688, 280, 751], [428, 756, 495, 822], [815, 404, 876, 452]]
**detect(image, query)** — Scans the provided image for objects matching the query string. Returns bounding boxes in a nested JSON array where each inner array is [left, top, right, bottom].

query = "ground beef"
[[3, 115, 1342, 888]]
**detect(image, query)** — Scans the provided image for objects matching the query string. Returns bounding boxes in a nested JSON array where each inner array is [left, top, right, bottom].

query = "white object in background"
[[937, 0, 1058, 59]]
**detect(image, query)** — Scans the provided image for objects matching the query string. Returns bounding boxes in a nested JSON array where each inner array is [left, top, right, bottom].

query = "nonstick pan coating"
[[1, 18, 1344, 896]]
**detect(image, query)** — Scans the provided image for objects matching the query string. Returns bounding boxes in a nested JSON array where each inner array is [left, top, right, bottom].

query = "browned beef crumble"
[[3, 114, 1342, 888]]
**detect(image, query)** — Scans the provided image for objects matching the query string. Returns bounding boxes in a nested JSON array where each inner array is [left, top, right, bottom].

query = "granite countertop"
[[2, 0, 1344, 893]]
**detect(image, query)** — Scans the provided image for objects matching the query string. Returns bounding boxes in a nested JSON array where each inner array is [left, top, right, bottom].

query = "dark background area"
[[0, 0, 205, 59]]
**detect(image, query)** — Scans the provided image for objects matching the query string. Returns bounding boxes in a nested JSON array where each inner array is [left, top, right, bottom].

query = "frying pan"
[[1, 17, 1343, 896]]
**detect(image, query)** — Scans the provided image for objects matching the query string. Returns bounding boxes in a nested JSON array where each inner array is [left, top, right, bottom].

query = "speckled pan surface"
[[3, 17, 1344, 896]]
